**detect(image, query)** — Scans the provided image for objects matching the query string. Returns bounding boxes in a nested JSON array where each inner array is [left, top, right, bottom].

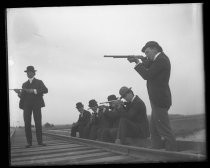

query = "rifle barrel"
[[99, 99, 121, 104], [104, 55, 133, 58], [104, 55, 145, 59], [9, 89, 21, 90]]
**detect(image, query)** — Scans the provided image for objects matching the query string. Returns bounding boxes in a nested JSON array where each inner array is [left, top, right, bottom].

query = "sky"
[[7, 4, 204, 126]]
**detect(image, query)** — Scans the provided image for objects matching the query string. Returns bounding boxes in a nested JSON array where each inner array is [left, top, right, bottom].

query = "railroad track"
[[10, 128, 206, 166]]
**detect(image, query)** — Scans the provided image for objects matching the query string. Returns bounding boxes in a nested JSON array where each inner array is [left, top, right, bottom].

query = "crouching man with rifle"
[[87, 99, 111, 141], [99, 94, 124, 143], [115, 86, 150, 145], [70, 102, 91, 139]]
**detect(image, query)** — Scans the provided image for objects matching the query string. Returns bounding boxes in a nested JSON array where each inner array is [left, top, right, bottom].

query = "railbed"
[[10, 128, 206, 165]]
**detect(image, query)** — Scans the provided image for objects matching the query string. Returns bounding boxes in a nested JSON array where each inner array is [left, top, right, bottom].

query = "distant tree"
[[44, 122, 54, 128]]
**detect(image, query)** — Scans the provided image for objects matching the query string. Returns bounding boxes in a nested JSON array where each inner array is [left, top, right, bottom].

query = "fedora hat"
[[24, 66, 37, 73], [76, 102, 83, 109], [88, 99, 98, 108], [141, 41, 162, 53], [107, 94, 117, 101], [119, 86, 132, 98]]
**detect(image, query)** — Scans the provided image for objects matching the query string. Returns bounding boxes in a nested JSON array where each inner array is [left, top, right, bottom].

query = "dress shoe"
[[25, 144, 32, 148]]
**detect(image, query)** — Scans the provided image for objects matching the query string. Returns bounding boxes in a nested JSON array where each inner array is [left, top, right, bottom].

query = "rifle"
[[99, 99, 121, 104], [9, 88, 33, 93], [104, 55, 147, 60], [104, 55, 153, 66]]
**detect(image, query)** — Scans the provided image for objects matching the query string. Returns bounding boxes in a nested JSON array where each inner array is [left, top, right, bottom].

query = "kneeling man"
[[71, 102, 91, 138], [116, 86, 150, 145]]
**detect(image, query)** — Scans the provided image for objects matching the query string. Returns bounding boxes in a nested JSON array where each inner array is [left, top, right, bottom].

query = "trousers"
[[23, 105, 42, 145], [150, 103, 177, 151], [118, 118, 141, 144]]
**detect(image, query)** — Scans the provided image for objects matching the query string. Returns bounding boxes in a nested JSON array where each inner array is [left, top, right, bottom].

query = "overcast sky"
[[7, 4, 204, 126]]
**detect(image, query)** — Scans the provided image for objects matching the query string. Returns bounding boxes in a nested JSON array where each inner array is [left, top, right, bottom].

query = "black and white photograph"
[[8, 3, 205, 165]]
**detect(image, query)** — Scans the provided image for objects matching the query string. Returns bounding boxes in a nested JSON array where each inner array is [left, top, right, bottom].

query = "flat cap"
[[141, 41, 162, 53]]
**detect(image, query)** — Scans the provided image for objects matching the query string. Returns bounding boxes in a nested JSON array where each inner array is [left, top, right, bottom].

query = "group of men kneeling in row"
[[70, 86, 150, 145]]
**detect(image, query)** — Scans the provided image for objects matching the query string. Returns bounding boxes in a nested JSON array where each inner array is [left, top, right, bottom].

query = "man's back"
[[78, 110, 91, 126], [129, 96, 150, 138], [119, 95, 150, 138], [135, 52, 172, 108], [146, 53, 171, 108]]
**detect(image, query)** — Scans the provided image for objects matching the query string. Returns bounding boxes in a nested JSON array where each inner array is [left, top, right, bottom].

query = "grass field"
[[170, 114, 205, 137]]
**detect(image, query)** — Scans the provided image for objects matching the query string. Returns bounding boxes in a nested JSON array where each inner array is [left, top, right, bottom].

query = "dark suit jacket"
[[19, 78, 48, 109], [97, 106, 112, 129], [134, 52, 172, 108], [104, 107, 121, 128], [119, 96, 150, 138], [77, 110, 91, 126]]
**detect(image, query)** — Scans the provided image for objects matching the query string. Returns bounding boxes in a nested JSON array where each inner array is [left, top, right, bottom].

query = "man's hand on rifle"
[[14, 89, 21, 94], [24, 89, 35, 94], [127, 57, 140, 64], [113, 100, 124, 109]]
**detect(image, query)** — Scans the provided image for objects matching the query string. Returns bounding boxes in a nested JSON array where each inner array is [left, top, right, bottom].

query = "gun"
[[9, 89, 21, 91], [104, 55, 153, 66], [99, 96, 123, 104], [104, 55, 147, 60], [9, 88, 33, 93], [99, 99, 120, 104]]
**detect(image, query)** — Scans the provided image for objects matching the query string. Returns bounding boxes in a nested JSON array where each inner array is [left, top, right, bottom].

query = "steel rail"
[[10, 128, 206, 166], [42, 130, 206, 162], [10, 128, 138, 165]]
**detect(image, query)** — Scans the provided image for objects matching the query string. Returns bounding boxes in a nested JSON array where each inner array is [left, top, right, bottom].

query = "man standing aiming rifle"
[[126, 41, 177, 151], [13, 66, 48, 148]]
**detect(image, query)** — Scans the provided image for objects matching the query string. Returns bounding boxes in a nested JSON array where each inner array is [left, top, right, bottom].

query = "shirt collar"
[[28, 77, 35, 83], [131, 95, 136, 103], [154, 52, 161, 61]]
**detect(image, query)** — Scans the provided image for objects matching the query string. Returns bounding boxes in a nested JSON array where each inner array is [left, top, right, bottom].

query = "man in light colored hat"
[[70, 102, 91, 138], [127, 41, 177, 151], [115, 86, 150, 145], [14, 66, 48, 148]]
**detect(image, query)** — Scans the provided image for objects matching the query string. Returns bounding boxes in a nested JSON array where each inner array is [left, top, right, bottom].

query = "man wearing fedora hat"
[[87, 99, 111, 140], [87, 99, 100, 140], [115, 86, 150, 145], [99, 94, 122, 142], [14, 66, 48, 148], [70, 102, 91, 138], [127, 41, 177, 151]]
